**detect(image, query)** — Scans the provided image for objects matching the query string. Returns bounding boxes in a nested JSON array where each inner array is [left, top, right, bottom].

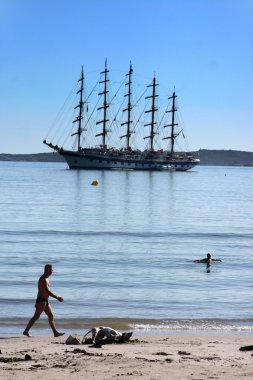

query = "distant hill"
[[195, 149, 253, 166], [0, 152, 64, 162], [0, 150, 253, 167]]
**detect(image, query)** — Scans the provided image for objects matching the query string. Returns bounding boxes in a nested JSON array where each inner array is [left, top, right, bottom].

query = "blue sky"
[[0, 0, 252, 153]]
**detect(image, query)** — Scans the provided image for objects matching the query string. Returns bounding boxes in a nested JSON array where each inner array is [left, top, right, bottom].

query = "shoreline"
[[1, 329, 253, 338], [1, 316, 253, 336], [1, 333, 253, 379]]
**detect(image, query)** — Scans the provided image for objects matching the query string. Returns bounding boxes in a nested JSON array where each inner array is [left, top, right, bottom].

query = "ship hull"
[[58, 149, 199, 171]]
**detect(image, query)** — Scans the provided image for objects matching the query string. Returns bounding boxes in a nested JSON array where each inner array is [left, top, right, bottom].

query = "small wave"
[[132, 319, 253, 332], [1, 317, 253, 334], [0, 229, 252, 240]]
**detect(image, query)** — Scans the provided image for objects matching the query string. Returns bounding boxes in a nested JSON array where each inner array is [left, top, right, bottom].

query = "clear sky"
[[1, 0, 252, 154]]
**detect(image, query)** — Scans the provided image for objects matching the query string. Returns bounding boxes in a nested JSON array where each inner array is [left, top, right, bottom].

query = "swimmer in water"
[[194, 253, 222, 264]]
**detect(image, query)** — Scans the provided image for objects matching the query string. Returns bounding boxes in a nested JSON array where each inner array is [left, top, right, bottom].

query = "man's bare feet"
[[54, 332, 65, 337], [23, 331, 32, 337]]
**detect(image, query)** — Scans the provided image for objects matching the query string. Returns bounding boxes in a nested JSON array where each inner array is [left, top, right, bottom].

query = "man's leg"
[[44, 303, 64, 337], [23, 302, 46, 337]]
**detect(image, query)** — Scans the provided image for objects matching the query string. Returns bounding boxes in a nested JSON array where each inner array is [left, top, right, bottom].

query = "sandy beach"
[[0, 333, 253, 379]]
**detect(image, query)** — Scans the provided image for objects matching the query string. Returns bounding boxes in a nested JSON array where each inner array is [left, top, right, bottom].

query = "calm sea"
[[0, 161, 252, 336]]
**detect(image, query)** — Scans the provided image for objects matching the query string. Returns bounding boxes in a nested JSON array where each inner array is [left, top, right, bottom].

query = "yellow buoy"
[[91, 180, 99, 186]]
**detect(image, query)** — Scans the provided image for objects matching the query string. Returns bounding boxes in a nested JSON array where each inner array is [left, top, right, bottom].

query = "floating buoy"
[[91, 180, 99, 186]]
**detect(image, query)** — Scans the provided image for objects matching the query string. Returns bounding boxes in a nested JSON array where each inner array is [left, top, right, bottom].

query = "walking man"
[[23, 264, 64, 337]]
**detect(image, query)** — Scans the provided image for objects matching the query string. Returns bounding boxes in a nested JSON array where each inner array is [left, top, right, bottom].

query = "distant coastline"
[[0, 149, 253, 167]]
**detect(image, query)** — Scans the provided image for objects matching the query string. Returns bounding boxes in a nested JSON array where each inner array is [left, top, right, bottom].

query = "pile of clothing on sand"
[[66, 326, 133, 347]]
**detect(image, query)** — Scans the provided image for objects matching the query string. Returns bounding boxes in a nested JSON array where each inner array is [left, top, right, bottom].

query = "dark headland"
[[0, 149, 253, 167]]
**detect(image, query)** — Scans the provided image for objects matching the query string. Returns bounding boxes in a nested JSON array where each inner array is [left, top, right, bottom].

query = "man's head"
[[44, 264, 54, 276], [207, 253, 212, 259]]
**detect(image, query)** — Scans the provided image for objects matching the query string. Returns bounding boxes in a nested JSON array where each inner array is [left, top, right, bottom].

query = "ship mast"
[[144, 76, 158, 151], [96, 60, 110, 150], [163, 91, 178, 155], [120, 63, 133, 150], [72, 66, 85, 151]]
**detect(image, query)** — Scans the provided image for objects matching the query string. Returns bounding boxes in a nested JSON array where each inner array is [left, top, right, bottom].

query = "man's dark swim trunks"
[[35, 297, 49, 306]]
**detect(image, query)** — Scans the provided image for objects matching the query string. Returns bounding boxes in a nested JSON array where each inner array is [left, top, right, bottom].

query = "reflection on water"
[[206, 263, 211, 273]]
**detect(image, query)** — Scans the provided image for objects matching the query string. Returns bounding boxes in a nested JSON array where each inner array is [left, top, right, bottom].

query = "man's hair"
[[44, 264, 52, 272]]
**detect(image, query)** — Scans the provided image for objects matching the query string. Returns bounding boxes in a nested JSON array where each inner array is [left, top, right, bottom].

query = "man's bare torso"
[[38, 275, 50, 298]]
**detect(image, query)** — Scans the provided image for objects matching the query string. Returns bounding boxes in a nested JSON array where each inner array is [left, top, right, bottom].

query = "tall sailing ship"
[[43, 62, 199, 171]]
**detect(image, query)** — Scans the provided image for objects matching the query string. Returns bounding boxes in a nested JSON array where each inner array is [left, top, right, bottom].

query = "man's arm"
[[45, 279, 64, 302]]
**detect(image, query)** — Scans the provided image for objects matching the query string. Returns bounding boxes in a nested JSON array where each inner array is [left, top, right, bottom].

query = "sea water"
[[0, 161, 252, 336]]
